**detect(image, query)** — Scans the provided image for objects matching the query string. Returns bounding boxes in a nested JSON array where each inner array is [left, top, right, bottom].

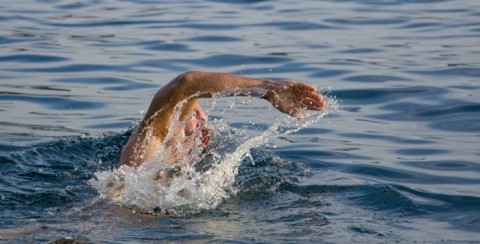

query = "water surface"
[[1, 0, 480, 242]]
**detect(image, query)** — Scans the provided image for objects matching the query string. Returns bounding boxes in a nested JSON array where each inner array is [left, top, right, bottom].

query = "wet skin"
[[118, 71, 324, 168]]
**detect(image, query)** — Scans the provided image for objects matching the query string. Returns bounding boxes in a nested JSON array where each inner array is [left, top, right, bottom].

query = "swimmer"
[[118, 71, 324, 168]]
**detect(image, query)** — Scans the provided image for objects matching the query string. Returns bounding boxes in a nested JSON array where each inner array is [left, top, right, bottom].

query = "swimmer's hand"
[[263, 80, 324, 119]]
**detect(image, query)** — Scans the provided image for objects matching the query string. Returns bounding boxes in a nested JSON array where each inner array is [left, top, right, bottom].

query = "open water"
[[1, 0, 480, 243]]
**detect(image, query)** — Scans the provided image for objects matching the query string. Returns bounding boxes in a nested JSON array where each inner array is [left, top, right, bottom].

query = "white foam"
[[89, 95, 337, 215]]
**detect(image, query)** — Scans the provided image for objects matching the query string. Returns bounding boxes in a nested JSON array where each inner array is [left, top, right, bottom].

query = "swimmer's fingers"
[[300, 92, 324, 110], [265, 80, 325, 119], [296, 82, 317, 93]]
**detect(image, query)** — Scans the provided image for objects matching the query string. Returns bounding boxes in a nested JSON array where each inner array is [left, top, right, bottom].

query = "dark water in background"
[[1, 0, 480, 242]]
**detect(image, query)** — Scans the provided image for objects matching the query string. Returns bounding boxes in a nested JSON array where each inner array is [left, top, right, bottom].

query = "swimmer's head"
[[184, 105, 209, 149]]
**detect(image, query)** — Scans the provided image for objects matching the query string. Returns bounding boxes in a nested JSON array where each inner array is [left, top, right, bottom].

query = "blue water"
[[1, 0, 480, 242]]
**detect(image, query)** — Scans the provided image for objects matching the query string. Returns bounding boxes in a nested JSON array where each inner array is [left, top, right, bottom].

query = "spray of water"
[[89, 93, 338, 215]]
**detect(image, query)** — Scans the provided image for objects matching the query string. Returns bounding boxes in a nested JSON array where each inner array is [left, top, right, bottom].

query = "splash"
[[89, 94, 338, 215]]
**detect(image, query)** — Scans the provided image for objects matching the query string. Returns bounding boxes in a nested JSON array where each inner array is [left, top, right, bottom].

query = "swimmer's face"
[[184, 105, 209, 148]]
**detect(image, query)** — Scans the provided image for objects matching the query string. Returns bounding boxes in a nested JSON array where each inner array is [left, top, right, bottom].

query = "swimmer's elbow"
[[171, 70, 202, 97], [176, 71, 201, 86]]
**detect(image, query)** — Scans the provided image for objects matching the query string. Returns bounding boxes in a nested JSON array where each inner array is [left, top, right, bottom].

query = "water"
[[1, 0, 479, 242]]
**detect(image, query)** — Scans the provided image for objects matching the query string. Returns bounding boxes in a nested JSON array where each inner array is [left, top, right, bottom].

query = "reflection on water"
[[1, 0, 480, 242]]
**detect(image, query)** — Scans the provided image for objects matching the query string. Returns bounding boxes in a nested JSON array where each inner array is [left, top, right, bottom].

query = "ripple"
[[400, 160, 480, 172], [417, 104, 480, 117], [53, 76, 157, 90], [345, 183, 480, 222], [309, 68, 350, 78], [337, 184, 427, 216], [54, 77, 132, 85], [170, 23, 241, 30], [159, 54, 293, 68], [44, 19, 180, 28], [105, 83, 157, 91], [0, 93, 105, 110], [375, 100, 480, 132], [347, 164, 480, 185], [284, 183, 362, 195], [399, 22, 442, 29], [336, 48, 382, 54], [136, 54, 293, 71], [431, 117, 480, 132], [343, 74, 410, 83], [92, 40, 195, 52], [209, 0, 271, 4], [85, 121, 132, 129], [333, 86, 445, 104], [0, 54, 69, 63], [0, 36, 44, 45], [276, 148, 372, 160], [55, 2, 92, 10], [325, 17, 407, 25], [0, 121, 82, 137], [337, 0, 450, 5], [395, 148, 450, 156], [11, 64, 129, 73], [182, 35, 243, 42], [409, 67, 480, 78], [256, 21, 332, 30], [338, 132, 432, 145], [144, 42, 194, 52], [236, 61, 331, 76], [395, 184, 480, 212]]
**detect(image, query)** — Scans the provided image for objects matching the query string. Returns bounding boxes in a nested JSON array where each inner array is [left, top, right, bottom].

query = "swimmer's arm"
[[144, 71, 324, 133], [178, 71, 325, 119]]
